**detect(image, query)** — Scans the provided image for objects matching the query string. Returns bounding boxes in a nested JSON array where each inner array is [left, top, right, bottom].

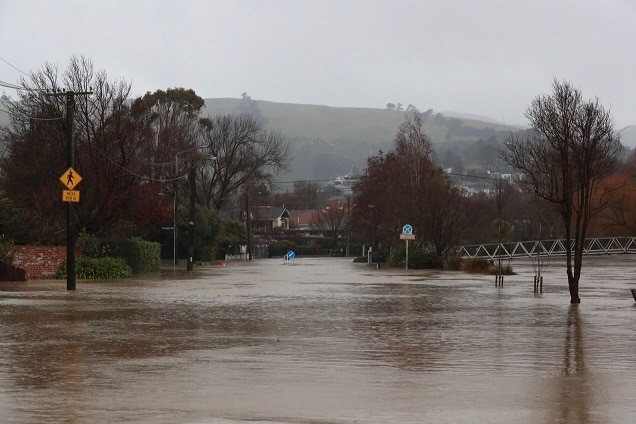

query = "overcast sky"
[[1, 0, 635, 128]]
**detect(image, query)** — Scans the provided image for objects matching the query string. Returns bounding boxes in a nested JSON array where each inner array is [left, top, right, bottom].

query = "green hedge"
[[57, 257, 133, 280], [107, 238, 161, 274]]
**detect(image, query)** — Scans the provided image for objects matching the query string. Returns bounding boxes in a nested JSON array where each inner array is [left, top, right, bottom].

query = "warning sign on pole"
[[59, 167, 82, 190]]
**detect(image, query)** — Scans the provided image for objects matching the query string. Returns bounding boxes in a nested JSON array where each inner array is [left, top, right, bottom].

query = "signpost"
[[400, 224, 415, 270], [59, 165, 83, 290], [48, 89, 92, 291], [60, 167, 82, 203]]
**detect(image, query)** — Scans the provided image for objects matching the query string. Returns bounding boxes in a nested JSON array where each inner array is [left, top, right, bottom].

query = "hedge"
[[57, 257, 133, 280], [106, 238, 161, 274]]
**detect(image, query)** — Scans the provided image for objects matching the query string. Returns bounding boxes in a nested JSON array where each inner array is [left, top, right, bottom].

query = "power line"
[[0, 56, 29, 76], [0, 106, 63, 121], [0, 79, 26, 91]]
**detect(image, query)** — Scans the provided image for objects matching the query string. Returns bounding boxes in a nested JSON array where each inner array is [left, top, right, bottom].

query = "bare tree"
[[197, 114, 290, 210], [423, 184, 478, 256], [502, 79, 623, 303], [311, 201, 349, 247]]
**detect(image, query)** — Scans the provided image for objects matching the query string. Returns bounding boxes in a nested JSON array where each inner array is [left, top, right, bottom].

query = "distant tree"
[[236, 92, 264, 122], [590, 148, 636, 235], [311, 201, 349, 247], [441, 150, 464, 174], [406, 104, 419, 113], [177, 204, 222, 262], [197, 114, 290, 211], [132, 87, 204, 181], [352, 113, 476, 257], [0, 55, 160, 241], [423, 183, 478, 256], [283, 181, 325, 209], [217, 219, 247, 258], [502, 79, 623, 303], [396, 103, 403, 111], [385, 103, 396, 111]]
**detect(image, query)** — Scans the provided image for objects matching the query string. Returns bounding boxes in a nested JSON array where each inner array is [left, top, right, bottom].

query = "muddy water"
[[0, 256, 634, 423]]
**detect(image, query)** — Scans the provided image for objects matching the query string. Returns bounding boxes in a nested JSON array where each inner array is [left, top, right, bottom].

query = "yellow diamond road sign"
[[59, 167, 82, 190]]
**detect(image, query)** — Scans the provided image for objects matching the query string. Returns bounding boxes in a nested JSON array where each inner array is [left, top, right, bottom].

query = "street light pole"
[[173, 148, 216, 268]]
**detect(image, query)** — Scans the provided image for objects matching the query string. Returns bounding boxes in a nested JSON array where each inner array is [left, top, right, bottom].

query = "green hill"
[[202, 97, 522, 182]]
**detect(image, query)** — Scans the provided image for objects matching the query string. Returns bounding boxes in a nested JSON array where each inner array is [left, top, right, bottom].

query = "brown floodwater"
[[0, 255, 634, 423]]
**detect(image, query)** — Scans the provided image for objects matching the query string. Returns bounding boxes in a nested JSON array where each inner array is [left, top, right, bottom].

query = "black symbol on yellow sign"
[[59, 167, 82, 190]]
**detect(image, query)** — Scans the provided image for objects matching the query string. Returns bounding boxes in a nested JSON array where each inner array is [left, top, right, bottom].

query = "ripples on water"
[[0, 256, 634, 423]]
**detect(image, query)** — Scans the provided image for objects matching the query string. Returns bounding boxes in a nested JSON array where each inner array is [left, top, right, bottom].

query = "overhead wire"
[[0, 56, 29, 77]]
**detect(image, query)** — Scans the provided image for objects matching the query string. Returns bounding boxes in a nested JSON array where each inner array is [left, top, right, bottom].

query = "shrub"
[[57, 257, 133, 280], [77, 231, 103, 258], [409, 249, 442, 269], [461, 258, 494, 274], [390, 244, 460, 270], [268, 240, 296, 257], [0, 235, 15, 264], [106, 238, 161, 274], [459, 259, 514, 275], [490, 264, 515, 275]]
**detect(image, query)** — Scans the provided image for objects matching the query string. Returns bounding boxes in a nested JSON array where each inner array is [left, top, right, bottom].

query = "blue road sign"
[[287, 250, 296, 259], [402, 224, 413, 235]]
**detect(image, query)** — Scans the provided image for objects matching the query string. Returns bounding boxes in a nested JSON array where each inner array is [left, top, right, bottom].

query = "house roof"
[[252, 206, 291, 221], [288, 210, 315, 226]]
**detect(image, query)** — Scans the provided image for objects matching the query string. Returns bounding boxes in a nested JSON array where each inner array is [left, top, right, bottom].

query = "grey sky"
[[1, 0, 635, 128]]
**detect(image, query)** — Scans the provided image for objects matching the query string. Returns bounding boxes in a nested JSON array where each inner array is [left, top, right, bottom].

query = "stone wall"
[[12, 246, 68, 279]]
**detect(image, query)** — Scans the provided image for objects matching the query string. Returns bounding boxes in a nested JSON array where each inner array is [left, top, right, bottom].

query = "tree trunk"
[[568, 276, 581, 304]]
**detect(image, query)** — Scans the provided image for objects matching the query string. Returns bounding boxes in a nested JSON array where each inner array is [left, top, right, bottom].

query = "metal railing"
[[458, 237, 636, 260]]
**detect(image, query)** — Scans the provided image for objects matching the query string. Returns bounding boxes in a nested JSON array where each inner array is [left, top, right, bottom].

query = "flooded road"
[[0, 256, 634, 423]]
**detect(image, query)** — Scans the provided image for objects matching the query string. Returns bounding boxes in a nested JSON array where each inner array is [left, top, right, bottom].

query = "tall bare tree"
[[502, 79, 623, 303], [197, 114, 289, 211]]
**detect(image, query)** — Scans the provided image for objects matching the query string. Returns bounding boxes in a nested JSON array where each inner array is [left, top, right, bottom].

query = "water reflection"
[[563, 305, 585, 377], [547, 305, 597, 424], [352, 284, 450, 370]]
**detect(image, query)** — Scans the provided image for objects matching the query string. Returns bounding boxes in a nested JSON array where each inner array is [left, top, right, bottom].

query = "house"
[[250, 206, 291, 232], [288, 209, 319, 235]]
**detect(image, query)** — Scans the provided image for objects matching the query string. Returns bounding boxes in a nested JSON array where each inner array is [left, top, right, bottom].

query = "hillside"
[[202, 97, 522, 182]]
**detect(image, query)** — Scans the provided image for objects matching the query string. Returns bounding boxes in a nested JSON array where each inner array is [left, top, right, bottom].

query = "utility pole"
[[187, 164, 196, 271], [65, 92, 76, 290], [49, 89, 92, 290]]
